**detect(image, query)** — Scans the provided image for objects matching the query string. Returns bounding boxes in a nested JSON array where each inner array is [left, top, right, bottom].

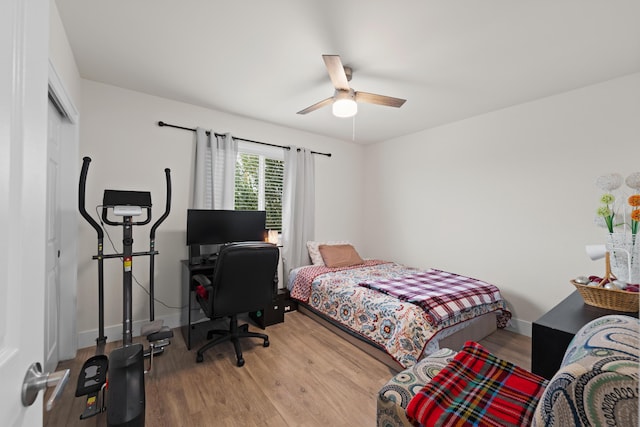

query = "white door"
[[44, 100, 63, 374], [0, 0, 52, 425]]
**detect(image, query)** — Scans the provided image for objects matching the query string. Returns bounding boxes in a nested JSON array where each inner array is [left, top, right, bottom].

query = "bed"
[[287, 243, 511, 370]]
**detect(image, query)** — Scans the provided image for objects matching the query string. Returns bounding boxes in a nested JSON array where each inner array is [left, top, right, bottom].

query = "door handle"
[[21, 362, 70, 411]]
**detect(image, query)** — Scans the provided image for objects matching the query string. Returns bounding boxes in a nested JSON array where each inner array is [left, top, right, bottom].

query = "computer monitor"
[[186, 209, 267, 246]]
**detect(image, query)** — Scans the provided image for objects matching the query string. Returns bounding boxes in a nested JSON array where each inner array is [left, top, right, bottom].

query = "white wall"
[[76, 80, 365, 347], [363, 73, 640, 334], [49, 0, 81, 109]]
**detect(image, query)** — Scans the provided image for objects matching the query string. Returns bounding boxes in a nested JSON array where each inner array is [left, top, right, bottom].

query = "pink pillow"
[[318, 244, 364, 268]]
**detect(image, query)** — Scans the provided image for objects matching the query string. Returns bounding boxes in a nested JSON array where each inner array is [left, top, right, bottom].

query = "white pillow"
[[307, 240, 350, 265]]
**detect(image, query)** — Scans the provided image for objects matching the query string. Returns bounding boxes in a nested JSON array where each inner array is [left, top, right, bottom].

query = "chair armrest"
[[193, 274, 211, 287], [193, 274, 213, 315]]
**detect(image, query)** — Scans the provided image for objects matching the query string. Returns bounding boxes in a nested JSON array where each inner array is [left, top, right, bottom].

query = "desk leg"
[[187, 289, 192, 350], [181, 263, 195, 351]]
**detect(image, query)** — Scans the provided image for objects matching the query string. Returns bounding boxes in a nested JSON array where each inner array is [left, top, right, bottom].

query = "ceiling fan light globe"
[[332, 99, 357, 118]]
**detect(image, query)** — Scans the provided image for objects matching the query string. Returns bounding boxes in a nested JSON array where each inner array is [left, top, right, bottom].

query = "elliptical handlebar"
[[150, 168, 171, 240], [79, 156, 104, 239]]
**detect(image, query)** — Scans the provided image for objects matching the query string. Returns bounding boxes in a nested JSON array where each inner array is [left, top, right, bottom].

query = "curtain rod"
[[157, 121, 331, 157]]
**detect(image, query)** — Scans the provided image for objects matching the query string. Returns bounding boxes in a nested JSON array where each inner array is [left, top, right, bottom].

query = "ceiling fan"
[[297, 54, 406, 118]]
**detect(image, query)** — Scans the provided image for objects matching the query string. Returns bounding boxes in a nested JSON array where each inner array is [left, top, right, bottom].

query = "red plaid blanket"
[[359, 269, 511, 327], [407, 341, 547, 427]]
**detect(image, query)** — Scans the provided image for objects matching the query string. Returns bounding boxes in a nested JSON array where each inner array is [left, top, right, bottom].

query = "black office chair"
[[193, 241, 279, 366]]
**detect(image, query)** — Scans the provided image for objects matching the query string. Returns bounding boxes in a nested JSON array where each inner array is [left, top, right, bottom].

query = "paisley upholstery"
[[532, 315, 639, 427]]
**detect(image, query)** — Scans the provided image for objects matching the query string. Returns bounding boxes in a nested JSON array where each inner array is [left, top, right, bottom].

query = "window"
[[234, 143, 284, 231]]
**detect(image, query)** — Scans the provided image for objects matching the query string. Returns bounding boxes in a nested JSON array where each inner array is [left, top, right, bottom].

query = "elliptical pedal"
[[75, 355, 108, 419], [141, 321, 174, 373], [141, 321, 174, 359]]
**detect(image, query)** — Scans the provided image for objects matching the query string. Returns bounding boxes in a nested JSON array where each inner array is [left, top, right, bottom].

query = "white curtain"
[[193, 128, 237, 209], [282, 146, 315, 285]]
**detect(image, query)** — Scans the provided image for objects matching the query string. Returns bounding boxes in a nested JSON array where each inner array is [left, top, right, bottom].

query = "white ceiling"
[[55, 0, 640, 144]]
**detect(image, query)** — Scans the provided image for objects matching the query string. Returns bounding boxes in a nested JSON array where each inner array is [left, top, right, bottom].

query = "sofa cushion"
[[533, 315, 639, 427]]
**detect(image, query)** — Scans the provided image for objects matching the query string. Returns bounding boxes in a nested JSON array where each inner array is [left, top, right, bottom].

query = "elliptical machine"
[[77, 156, 171, 427]]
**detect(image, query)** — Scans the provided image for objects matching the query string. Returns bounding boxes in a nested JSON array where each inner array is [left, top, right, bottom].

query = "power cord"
[[95, 205, 186, 310]]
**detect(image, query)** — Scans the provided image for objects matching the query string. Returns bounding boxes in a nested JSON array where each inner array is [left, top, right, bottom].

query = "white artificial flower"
[[595, 173, 623, 192], [593, 215, 608, 229], [625, 172, 640, 191]]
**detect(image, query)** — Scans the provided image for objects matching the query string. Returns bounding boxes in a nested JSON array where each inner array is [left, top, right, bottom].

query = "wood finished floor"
[[44, 311, 531, 427]]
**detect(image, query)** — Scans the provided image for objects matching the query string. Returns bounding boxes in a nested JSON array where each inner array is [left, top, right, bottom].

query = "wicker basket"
[[571, 280, 639, 313]]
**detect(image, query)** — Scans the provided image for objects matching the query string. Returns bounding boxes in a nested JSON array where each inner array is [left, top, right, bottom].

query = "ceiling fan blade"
[[355, 91, 406, 108], [322, 55, 350, 91], [296, 97, 334, 115]]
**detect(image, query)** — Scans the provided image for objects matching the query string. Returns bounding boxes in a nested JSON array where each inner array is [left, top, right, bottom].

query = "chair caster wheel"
[[263, 340, 270, 347], [237, 358, 245, 367], [196, 354, 203, 363]]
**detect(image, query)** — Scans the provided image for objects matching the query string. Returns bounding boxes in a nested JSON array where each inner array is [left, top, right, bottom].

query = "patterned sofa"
[[377, 315, 639, 426]]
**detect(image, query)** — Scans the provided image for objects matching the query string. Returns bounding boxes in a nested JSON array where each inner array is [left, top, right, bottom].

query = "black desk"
[[531, 290, 638, 379]]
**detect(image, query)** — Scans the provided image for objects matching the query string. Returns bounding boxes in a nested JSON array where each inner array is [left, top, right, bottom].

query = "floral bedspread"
[[288, 262, 510, 368]]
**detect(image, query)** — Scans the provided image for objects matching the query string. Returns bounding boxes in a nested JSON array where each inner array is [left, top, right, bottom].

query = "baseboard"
[[505, 317, 532, 337], [77, 312, 183, 350], [76, 313, 534, 349]]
